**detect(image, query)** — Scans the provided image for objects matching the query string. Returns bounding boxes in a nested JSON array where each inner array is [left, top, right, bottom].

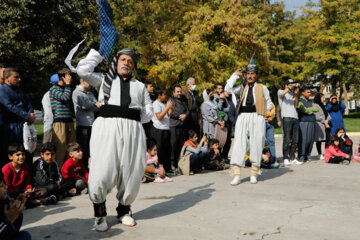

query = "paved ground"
[[22, 136, 360, 240]]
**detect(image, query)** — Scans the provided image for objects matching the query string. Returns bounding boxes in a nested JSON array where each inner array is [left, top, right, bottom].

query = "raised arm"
[[76, 49, 104, 90]]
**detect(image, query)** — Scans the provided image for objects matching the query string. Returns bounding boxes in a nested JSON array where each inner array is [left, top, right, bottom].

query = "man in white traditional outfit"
[[225, 62, 273, 185], [76, 48, 153, 231]]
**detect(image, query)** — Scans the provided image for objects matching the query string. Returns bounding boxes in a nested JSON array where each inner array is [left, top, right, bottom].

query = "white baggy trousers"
[[88, 117, 146, 205], [230, 112, 266, 167]]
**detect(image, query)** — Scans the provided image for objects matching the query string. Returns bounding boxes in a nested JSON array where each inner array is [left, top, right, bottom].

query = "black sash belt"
[[239, 105, 256, 113], [98, 105, 141, 122]]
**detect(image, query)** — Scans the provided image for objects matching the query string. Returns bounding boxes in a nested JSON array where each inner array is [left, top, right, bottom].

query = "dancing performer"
[[225, 61, 272, 185], [76, 48, 153, 231]]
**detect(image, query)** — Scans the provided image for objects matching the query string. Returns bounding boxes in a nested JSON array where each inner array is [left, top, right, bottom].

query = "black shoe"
[[166, 169, 178, 176], [41, 195, 57, 205]]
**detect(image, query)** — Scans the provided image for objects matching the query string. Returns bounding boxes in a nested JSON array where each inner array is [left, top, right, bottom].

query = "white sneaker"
[[230, 176, 241, 186], [284, 159, 291, 166], [250, 176, 258, 184], [319, 154, 324, 160], [119, 214, 136, 227], [291, 159, 304, 165], [94, 217, 108, 232]]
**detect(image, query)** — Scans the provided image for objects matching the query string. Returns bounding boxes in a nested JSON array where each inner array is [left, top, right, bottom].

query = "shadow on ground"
[[134, 183, 215, 220], [241, 166, 294, 182], [23, 201, 76, 225], [23, 217, 123, 240]]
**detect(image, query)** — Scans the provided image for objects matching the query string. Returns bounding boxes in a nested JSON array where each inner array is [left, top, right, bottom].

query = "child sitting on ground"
[[61, 142, 89, 195], [32, 142, 67, 200], [2, 144, 54, 208], [184, 130, 209, 174], [245, 147, 280, 169], [324, 135, 350, 165], [204, 138, 225, 170], [146, 139, 172, 183], [335, 127, 353, 157], [0, 171, 32, 240]]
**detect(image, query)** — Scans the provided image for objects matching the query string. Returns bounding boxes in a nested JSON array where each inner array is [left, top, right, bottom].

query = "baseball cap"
[[50, 74, 59, 84], [285, 79, 297, 85]]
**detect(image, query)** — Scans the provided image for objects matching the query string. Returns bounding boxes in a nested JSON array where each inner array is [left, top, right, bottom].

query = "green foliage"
[[1, 0, 359, 107], [0, 0, 99, 108]]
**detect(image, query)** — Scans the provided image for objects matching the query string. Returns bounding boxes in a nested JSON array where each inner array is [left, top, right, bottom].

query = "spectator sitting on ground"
[[146, 139, 172, 183], [61, 142, 88, 196], [183, 130, 209, 174], [2, 144, 53, 208], [324, 136, 350, 165], [32, 143, 65, 201], [0, 171, 32, 240], [245, 146, 280, 169], [204, 138, 225, 170], [335, 127, 353, 157]]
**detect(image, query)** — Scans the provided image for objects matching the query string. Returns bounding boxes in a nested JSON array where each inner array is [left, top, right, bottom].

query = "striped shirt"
[[49, 84, 73, 122]]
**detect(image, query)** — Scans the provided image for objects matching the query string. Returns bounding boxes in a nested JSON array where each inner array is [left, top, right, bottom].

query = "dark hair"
[[187, 130, 197, 139], [154, 86, 165, 98], [326, 135, 340, 148], [4, 67, 18, 79], [214, 83, 223, 90], [171, 84, 181, 92], [57, 68, 71, 79], [145, 81, 152, 87], [300, 85, 311, 93], [208, 138, 219, 147], [8, 144, 25, 155], [67, 142, 82, 153], [335, 127, 345, 135], [41, 142, 56, 153], [146, 138, 157, 150]]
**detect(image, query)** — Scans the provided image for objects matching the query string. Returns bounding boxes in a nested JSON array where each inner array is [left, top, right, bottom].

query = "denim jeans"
[[265, 122, 276, 158], [190, 152, 209, 170], [13, 231, 32, 240], [282, 117, 299, 160]]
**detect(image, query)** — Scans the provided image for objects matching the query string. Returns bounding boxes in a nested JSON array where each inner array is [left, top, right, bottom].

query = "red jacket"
[[1, 162, 32, 193], [61, 158, 89, 184], [324, 145, 348, 163]]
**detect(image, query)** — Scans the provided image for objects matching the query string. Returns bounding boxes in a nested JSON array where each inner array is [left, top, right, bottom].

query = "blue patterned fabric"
[[97, 0, 119, 63]]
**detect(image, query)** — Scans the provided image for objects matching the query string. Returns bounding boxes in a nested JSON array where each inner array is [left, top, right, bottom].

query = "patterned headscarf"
[[97, 0, 119, 63]]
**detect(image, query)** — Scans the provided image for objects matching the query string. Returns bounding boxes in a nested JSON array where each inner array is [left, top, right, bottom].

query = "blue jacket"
[[326, 102, 346, 135], [0, 84, 33, 146], [0, 84, 33, 123]]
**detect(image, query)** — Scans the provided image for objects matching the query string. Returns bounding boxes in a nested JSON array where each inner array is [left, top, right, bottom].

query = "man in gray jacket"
[[72, 79, 100, 169]]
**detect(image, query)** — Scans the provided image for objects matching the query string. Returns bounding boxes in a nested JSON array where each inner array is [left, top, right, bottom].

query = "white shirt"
[[277, 89, 298, 119], [225, 73, 273, 112], [41, 91, 53, 132], [152, 100, 170, 130], [76, 49, 153, 124]]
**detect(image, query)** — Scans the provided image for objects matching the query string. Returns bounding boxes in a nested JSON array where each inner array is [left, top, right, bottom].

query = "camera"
[[289, 85, 298, 92]]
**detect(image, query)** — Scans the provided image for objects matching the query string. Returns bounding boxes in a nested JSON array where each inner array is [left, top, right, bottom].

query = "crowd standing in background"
[[0, 56, 357, 236]]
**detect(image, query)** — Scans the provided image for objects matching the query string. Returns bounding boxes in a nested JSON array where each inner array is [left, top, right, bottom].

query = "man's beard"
[[117, 65, 132, 78]]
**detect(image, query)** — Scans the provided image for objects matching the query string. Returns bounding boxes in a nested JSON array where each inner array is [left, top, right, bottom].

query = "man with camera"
[[277, 79, 303, 166]]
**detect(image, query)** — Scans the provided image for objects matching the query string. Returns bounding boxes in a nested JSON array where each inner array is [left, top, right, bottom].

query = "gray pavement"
[[22, 136, 360, 240]]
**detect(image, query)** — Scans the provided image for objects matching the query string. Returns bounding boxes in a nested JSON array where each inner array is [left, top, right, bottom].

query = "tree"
[[0, 0, 99, 108]]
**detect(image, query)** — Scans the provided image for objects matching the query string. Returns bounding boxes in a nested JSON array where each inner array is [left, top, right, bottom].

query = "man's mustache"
[[119, 65, 130, 71]]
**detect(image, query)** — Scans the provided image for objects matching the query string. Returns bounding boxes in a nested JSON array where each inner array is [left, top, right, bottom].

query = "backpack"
[[178, 145, 192, 175]]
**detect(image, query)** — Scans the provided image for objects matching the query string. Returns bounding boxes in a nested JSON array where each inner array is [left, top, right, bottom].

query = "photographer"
[[277, 79, 302, 165], [326, 94, 346, 135]]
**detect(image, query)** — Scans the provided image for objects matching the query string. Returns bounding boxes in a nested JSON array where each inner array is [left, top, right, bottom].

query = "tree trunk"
[[342, 83, 349, 115]]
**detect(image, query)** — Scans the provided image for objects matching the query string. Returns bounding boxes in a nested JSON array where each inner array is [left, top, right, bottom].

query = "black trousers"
[[328, 156, 345, 164], [170, 126, 186, 168], [150, 126, 171, 171], [222, 123, 232, 160], [76, 126, 92, 169]]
